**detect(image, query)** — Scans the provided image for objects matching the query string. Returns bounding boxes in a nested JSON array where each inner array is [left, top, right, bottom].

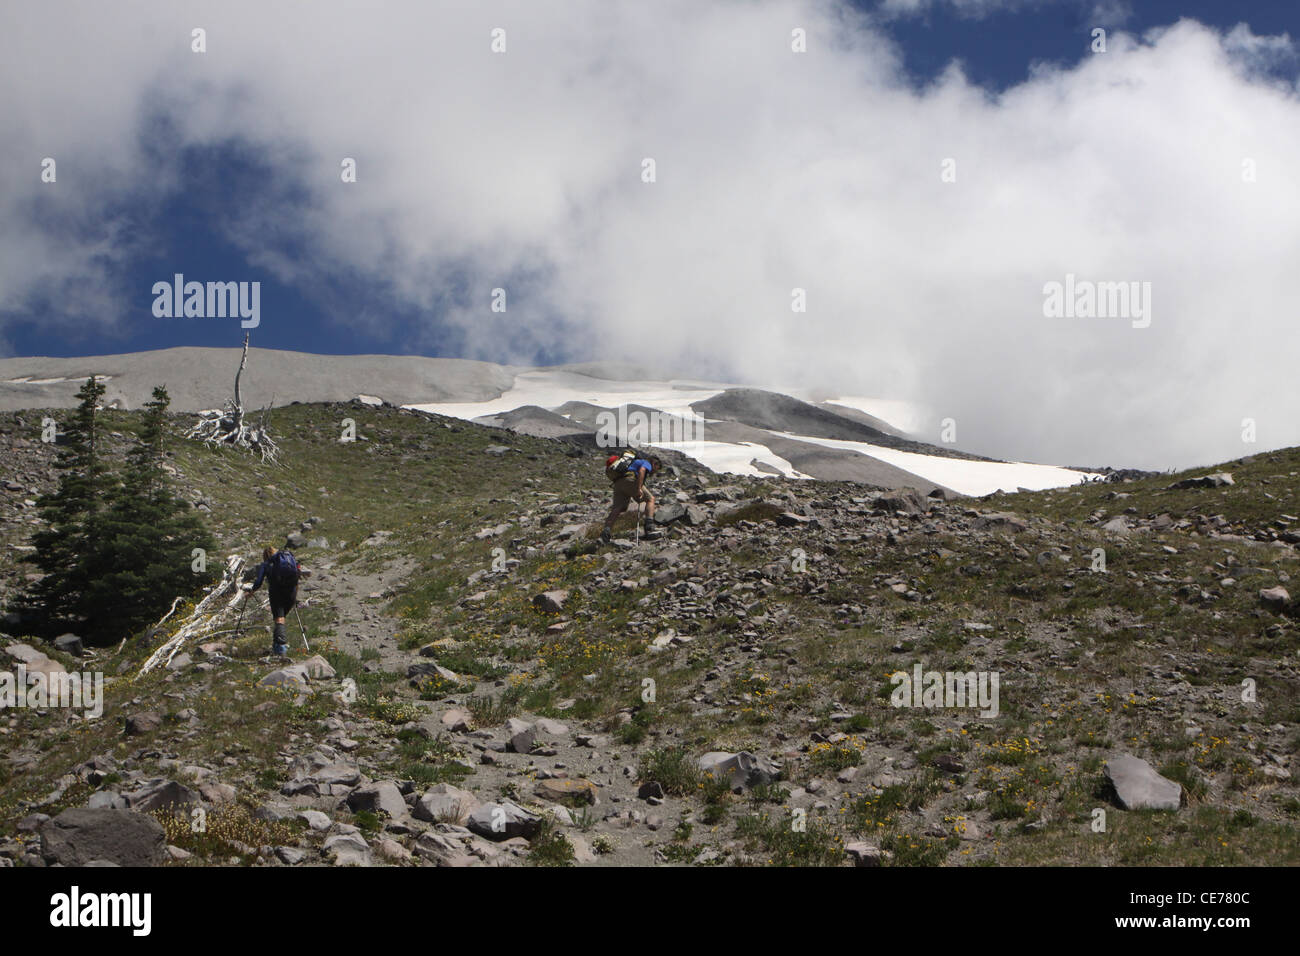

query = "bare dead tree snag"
[[185, 333, 280, 462]]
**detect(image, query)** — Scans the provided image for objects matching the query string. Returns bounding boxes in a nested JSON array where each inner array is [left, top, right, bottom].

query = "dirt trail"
[[299, 553, 418, 675]]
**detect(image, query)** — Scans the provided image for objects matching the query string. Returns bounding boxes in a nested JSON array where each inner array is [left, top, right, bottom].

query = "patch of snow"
[[647, 440, 814, 480], [406, 370, 730, 420], [406, 369, 1091, 494], [7, 374, 115, 385], [775, 432, 1100, 496]]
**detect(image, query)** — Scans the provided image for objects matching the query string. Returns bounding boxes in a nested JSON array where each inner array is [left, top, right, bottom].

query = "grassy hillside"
[[0, 403, 1296, 867]]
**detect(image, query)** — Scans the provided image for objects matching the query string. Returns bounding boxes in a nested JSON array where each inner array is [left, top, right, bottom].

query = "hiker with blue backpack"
[[242, 545, 302, 657], [601, 452, 663, 543]]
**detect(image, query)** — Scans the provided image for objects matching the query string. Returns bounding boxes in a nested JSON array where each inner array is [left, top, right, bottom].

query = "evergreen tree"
[[81, 386, 218, 641], [26, 377, 114, 625], [26, 383, 218, 642]]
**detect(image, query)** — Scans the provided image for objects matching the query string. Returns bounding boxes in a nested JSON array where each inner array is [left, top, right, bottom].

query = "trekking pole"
[[233, 590, 248, 640], [634, 501, 641, 545], [292, 605, 311, 652]]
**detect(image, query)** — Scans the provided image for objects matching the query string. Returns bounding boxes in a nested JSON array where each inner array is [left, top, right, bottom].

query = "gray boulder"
[[467, 802, 541, 841], [86, 791, 127, 810], [874, 489, 927, 515], [124, 779, 202, 814], [407, 661, 461, 684], [1171, 473, 1233, 489], [124, 712, 162, 736], [1104, 754, 1183, 811], [40, 809, 166, 866], [845, 842, 885, 867], [5, 642, 65, 676], [506, 718, 535, 754], [346, 781, 408, 820], [259, 666, 310, 690], [413, 783, 479, 824], [973, 512, 1028, 533], [1259, 586, 1290, 611], [52, 634, 84, 656], [532, 589, 570, 613], [652, 502, 686, 525], [293, 655, 337, 679], [697, 751, 777, 790], [323, 832, 372, 866]]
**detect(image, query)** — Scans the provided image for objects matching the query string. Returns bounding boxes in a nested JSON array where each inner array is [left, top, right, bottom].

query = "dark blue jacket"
[[252, 555, 298, 592]]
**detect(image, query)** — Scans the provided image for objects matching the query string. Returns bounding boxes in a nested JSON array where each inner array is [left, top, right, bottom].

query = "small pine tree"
[[81, 386, 218, 641], [26, 377, 115, 625], [26, 383, 219, 642]]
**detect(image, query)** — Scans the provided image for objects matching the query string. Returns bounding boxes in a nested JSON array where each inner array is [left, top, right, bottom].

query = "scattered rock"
[[973, 512, 1028, 533], [534, 778, 598, 805], [413, 783, 479, 824], [124, 779, 201, 814], [1104, 754, 1183, 811], [441, 708, 473, 732], [1171, 473, 1234, 489], [52, 634, 84, 656], [532, 589, 570, 613], [5, 643, 66, 677], [323, 832, 373, 866], [697, 751, 777, 791], [346, 781, 408, 820], [845, 842, 884, 867], [874, 489, 927, 515], [468, 802, 542, 841], [124, 712, 162, 736], [1260, 586, 1290, 611]]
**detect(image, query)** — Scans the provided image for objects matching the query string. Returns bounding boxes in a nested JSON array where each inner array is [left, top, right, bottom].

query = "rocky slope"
[[0, 402, 1296, 867]]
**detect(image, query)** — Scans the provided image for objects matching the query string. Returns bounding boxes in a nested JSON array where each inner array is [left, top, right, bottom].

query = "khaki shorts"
[[611, 474, 649, 512]]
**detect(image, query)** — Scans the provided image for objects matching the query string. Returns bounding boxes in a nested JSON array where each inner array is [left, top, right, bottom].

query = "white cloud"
[[0, 1, 1297, 470], [1090, 0, 1133, 28]]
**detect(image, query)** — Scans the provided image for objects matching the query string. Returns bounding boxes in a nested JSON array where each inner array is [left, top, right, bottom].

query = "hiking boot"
[[600, 527, 612, 544], [642, 527, 664, 541]]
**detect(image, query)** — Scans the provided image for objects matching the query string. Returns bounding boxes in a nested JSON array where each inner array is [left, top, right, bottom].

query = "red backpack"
[[605, 451, 635, 482]]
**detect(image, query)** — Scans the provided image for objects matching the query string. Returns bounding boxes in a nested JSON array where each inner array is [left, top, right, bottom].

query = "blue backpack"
[[269, 550, 300, 586]]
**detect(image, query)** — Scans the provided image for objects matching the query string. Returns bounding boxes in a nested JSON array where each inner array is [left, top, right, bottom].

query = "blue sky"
[[2, 0, 1298, 468]]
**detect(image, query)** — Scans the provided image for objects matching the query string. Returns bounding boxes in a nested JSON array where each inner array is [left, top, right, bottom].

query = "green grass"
[[734, 811, 846, 866], [526, 819, 576, 867], [639, 748, 701, 796], [1, 404, 1297, 868]]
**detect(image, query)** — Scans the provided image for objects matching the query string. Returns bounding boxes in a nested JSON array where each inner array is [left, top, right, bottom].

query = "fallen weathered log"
[[136, 554, 246, 678]]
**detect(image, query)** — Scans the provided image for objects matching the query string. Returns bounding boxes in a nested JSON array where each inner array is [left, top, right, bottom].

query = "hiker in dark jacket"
[[242, 546, 301, 657], [602, 454, 662, 543]]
